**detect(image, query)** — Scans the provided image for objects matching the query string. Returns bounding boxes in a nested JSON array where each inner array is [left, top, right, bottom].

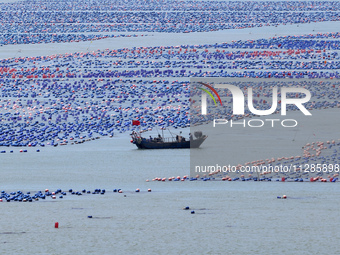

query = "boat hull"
[[134, 135, 207, 149]]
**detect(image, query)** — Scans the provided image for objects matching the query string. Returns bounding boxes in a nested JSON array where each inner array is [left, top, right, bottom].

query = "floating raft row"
[[149, 176, 338, 182], [0, 188, 151, 202], [2, 1, 340, 44]]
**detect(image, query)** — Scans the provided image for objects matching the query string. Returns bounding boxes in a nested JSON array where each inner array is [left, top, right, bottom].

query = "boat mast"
[[167, 129, 174, 140]]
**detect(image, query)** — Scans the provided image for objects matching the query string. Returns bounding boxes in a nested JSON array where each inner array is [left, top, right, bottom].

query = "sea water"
[[1, 6, 340, 255], [0, 135, 339, 255]]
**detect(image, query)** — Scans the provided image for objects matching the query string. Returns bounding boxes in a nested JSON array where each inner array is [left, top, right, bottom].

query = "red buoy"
[[55, 222, 59, 228]]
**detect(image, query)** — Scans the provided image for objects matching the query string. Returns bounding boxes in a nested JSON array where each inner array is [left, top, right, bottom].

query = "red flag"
[[132, 120, 140, 126]]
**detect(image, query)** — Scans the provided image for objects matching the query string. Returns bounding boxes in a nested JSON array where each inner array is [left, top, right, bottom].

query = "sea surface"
[[1, 3, 340, 254], [1, 135, 339, 255]]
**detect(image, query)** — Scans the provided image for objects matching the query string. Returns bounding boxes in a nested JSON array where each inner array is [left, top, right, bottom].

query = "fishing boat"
[[130, 130, 207, 149]]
